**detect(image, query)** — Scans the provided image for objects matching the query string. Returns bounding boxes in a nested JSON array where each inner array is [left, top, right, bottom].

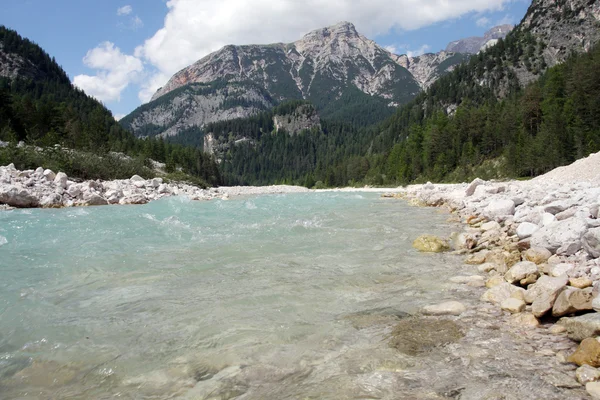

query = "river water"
[[0, 193, 585, 399]]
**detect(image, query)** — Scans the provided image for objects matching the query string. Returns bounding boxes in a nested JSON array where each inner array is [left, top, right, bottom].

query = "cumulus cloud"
[[117, 5, 133, 16], [476, 16, 492, 27], [79, 0, 516, 104], [384, 45, 398, 54], [406, 44, 432, 58], [73, 42, 144, 102]]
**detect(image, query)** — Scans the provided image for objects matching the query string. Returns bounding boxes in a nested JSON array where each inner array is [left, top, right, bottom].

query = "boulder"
[[549, 263, 574, 277], [552, 287, 594, 317], [412, 235, 450, 253], [66, 185, 81, 198], [509, 313, 540, 328], [105, 190, 123, 204], [54, 172, 68, 189], [151, 177, 163, 188], [40, 193, 63, 208], [525, 274, 568, 305], [516, 222, 540, 240], [133, 180, 146, 189], [157, 184, 170, 194], [571, 277, 593, 289], [465, 178, 484, 197], [481, 282, 526, 305], [523, 247, 552, 265], [588, 382, 600, 399], [544, 200, 574, 215], [0, 185, 39, 208], [83, 193, 108, 206], [568, 338, 600, 367], [484, 199, 515, 220], [422, 301, 466, 316], [130, 175, 145, 182], [577, 365, 600, 385], [119, 194, 148, 205], [530, 217, 588, 255], [583, 228, 600, 259], [481, 221, 501, 232], [43, 169, 56, 181], [592, 204, 600, 219], [504, 261, 538, 284], [501, 298, 526, 313], [486, 275, 505, 288], [465, 251, 489, 265], [477, 263, 498, 273], [558, 313, 600, 341]]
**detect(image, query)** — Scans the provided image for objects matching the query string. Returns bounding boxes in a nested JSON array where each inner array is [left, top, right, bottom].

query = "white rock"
[[130, 175, 145, 182], [34, 167, 44, 175], [157, 184, 170, 194], [83, 193, 108, 206], [525, 275, 569, 304], [422, 301, 466, 316], [54, 172, 68, 189], [484, 199, 515, 219], [542, 212, 556, 226], [67, 185, 81, 198], [465, 178, 484, 197], [501, 298, 526, 313], [119, 194, 148, 205], [587, 382, 600, 399], [504, 261, 538, 284], [43, 169, 56, 181], [583, 227, 600, 258], [40, 193, 63, 207], [0, 185, 39, 208], [530, 217, 588, 255], [549, 263, 574, 277], [481, 221, 501, 232], [133, 180, 146, 189], [151, 178, 163, 188], [481, 282, 526, 305], [577, 365, 600, 385], [516, 222, 540, 240]]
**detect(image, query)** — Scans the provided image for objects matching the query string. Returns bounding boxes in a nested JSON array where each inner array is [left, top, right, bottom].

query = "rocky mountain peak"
[[484, 24, 514, 40], [445, 24, 513, 54]]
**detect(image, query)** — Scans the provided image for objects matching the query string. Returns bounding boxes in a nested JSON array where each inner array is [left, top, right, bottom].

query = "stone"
[[550, 324, 567, 334], [0, 185, 40, 208], [412, 235, 450, 253], [558, 313, 600, 341], [525, 274, 568, 307], [592, 204, 600, 219], [568, 338, 600, 367], [486, 275, 505, 288], [477, 263, 497, 273], [481, 282, 526, 305], [589, 382, 600, 399], [530, 217, 588, 255], [549, 263, 575, 277], [40, 193, 63, 208], [133, 180, 146, 189], [54, 172, 68, 189], [571, 277, 594, 289], [556, 208, 578, 221], [465, 178, 484, 197], [501, 298, 526, 313], [158, 183, 170, 194], [484, 199, 515, 219], [504, 261, 538, 284], [450, 232, 478, 250], [66, 185, 81, 198], [520, 274, 539, 286], [552, 287, 594, 317], [389, 318, 464, 356], [151, 177, 163, 188], [542, 212, 557, 226], [43, 169, 56, 181], [509, 313, 540, 328], [465, 251, 488, 265], [593, 297, 600, 312], [481, 221, 501, 232], [130, 174, 145, 182], [83, 193, 108, 206], [541, 371, 581, 389], [583, 228, 600, 259], [516, 222, 540, 240], [577, 365, 600, 385], [119, 194, 148, 205], [422, 301, 466, 316]]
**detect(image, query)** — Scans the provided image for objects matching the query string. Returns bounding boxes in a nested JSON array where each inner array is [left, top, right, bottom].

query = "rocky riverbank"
[[0, 163, 310, 209], [386, 151, 600, 398]]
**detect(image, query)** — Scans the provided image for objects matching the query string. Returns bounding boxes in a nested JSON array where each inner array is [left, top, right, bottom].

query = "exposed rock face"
[[273, 104, 321, 135], [123, 22, 469, 139], [445, 25, 514, 54], [0, 42, 42, 80]]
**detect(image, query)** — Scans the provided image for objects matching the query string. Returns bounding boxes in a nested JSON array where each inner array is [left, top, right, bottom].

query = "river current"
[[0, 193, 585, 399]]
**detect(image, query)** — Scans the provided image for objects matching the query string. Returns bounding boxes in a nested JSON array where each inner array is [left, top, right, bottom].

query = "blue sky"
[[0, 0, 530, 119]]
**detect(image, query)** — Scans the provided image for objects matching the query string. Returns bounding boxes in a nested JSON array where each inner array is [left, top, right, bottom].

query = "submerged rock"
[[342, 308, 409, 330], [412, 235, 450, 253], [422, 301, 466, 316], [389, 318, 464, 356]]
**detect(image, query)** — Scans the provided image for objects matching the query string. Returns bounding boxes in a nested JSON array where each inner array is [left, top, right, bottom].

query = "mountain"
[[446, 25, 514, 54], [0, 26, 221, 185], [121, 22, 469, 138]]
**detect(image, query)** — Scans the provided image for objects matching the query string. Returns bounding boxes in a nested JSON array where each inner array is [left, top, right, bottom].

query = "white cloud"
[[476, 16, 492, 27], [406, 44, 431, 58], [82, 0, 516, 105], [496, 14, 516, 25], [114, 113, 126, 121], [73, 42, 144, 103], [384, 45, 398, 54], [117, 5, 133, 16]]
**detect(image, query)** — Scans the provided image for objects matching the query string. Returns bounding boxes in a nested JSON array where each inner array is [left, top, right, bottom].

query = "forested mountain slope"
[[0, 26, 221, 185]]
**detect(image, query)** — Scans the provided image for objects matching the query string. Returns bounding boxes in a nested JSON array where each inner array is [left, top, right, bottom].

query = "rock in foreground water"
[[412, 235, 450, 253]]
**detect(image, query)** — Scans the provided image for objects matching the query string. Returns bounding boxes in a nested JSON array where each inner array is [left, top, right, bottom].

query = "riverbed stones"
[[501, 298, 526, 313], [558, 313, 600, 341], [530, 217, 588, 255], [465, 178, 484, 197], [389, 318, 464, 356], [54, 172, 68, 189], [422, 301, 466, 316], [509, 312, 540, 327], [0, 185, 40, 208], [571, 277, 594, 289], [584, 228, 600, 258], [481, 282, 526, 305], [588, 382, 600, 399], [549, 263, 575, 277], [465, 251, 488, 265], [523, 247, 552, 265], [504, 261, 538, 285], [568, 338, 600, 367], [576, 365, 600, 384], [83, 193, 108, 206], [412, 235, 450, 253], [484, 199, 515, 220], [552, 287, 594, 317], [517, 222, 540, 240], [40, 193, 63, 208], [525, 275, 568, 304], [486, 275, 505, 288], [42, 169, 56, 181], [481, 221, 501, 232]]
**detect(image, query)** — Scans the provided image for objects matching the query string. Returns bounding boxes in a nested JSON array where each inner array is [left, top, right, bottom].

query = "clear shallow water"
[[0, 193, 583, 399]]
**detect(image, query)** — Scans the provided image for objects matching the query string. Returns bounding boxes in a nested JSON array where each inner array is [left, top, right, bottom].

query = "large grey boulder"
[[43, 169, 56, 181], [530, 217, 588, 255], [484, 199, 515, 220], [516, 222, 540, 239], [83, 193, 108, 206], [552, 287, 594, 317], [583, 228, 600, 258], [465, 178, 484, 197], [0, 185, 40, 208], [558, 313, 600, 341], [40, 193, 63, 208], [54, 172, 68, 189], [525, 274, 568, 304]]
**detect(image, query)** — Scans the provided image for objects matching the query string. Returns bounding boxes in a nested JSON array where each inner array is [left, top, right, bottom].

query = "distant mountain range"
[[446, 25, 514, 54], [121, 23, 514, 138]]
